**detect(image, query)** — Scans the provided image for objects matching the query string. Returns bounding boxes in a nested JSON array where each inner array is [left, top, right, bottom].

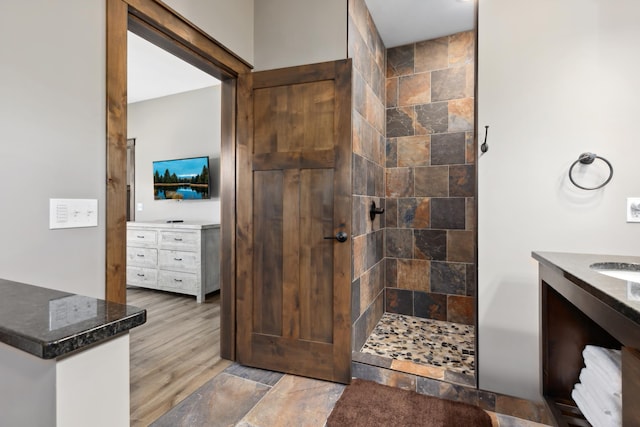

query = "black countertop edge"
[[43, 312, 146, 359], [0, 311, 146, 359], [532, 251, 640, 326], [0, 279, 147, 360]]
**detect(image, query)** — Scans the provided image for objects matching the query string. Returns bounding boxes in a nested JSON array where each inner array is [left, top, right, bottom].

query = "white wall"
[[0, 343, 55, 426], [163, 0, 254, 65], [0, 0, 106, 298], [128, 86, 221, 224], [57, 335, 130, 427], [0, 335, 130, 427], [254, 0, 347, 71], [478, 0, 640, 401]]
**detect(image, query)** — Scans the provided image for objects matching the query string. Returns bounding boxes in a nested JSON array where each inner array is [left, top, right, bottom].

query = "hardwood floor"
[[128, 287, 230, 427]]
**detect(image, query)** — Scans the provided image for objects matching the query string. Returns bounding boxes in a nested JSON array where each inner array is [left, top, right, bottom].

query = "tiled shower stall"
[[349, 0, 476, 384]]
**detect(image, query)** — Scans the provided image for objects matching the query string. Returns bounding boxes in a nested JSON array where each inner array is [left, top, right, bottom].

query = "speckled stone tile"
[[361, 313, 475, 376]]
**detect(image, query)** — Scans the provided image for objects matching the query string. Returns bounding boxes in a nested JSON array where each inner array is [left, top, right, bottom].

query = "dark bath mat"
[[327, 379, 492, 427]]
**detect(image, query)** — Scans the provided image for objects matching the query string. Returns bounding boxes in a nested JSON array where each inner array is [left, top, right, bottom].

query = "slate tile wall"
[[348, 0, 387, 351], [384, 31, 476, 326]]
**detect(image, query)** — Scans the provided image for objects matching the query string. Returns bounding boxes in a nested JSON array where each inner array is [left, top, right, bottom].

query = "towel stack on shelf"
[[571, 345, 622, 427]]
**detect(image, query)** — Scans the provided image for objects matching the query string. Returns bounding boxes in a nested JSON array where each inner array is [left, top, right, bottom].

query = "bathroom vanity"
[[533, 252, 640, 426], [0, 279, 146, 426]]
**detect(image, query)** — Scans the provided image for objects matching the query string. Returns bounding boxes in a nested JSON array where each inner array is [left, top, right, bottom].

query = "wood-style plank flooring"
[[128, 287, 230, 427]]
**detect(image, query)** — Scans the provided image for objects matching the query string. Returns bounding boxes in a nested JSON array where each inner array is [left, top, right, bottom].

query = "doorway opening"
[[125, 28, 224, 425], [105, 0, 250, 357], [105, 0, 251, 423]]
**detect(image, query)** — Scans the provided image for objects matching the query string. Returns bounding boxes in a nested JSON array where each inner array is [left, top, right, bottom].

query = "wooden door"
[[236, 59, 352, 383]]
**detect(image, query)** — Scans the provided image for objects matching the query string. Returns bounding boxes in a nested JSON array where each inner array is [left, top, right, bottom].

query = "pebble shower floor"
[[361, 313, 475, 375]]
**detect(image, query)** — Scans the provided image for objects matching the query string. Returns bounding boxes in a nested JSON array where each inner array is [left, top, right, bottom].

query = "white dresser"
[[126, 221, 220, 302]]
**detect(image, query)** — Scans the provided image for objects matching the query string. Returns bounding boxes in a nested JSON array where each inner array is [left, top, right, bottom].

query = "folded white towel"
[[576, 371, 622, 427], [573, 345, 623, 427], [583, 345, 621, 385], [581, 361, 621, 398], [573, 383, 621, 427], [572, 385, 606, 427], [579, 367, 622, 407]]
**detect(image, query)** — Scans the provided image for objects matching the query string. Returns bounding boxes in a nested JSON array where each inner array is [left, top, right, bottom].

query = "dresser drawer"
[[159, 231, 199, 250], [127, 228, 158, 246], [127, 247, 158, 268], [126, 266, 158, 287], [159, 250, 199, 272], [158, 270, 197, 292]]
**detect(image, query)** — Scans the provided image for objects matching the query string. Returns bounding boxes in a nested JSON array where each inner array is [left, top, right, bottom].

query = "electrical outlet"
[[627, 197, 640, 223]]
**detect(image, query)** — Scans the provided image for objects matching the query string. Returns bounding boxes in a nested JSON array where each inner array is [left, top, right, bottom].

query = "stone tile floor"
[[151, 363, 552, 426]]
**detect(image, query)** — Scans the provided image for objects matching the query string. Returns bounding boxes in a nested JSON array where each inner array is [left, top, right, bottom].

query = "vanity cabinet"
[[534, 252, 640, 426], [127, 221, 220, 302]]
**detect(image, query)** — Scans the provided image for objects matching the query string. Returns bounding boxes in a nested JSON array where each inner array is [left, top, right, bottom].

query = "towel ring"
[[568, 152, 613, 190]]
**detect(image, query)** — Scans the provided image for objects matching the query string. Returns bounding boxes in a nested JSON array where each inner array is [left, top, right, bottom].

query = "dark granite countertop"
[[532, 251, 640, 325], [0, 279, 146, 359]]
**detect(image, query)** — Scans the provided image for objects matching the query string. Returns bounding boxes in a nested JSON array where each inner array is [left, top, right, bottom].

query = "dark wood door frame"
[[105, 0, 251, 359]]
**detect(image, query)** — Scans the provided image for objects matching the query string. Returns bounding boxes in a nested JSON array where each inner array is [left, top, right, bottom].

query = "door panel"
[[252, 170, 284, 336], [236, 59, 352, 383], [299, 169, 334, 343]]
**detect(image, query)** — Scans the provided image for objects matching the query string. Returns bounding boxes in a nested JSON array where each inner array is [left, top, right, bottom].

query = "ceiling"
[[365, 0, 475, 48], [127, 32, 220, 104], [127, 0, 474, 102]]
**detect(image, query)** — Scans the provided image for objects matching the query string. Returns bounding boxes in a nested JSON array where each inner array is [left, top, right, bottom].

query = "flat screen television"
[[153, 156, 210, 200]]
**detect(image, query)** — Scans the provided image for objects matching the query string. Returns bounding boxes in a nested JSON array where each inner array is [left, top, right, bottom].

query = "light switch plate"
[[627, 197, 640, 223], [49, 198, 98, 229]]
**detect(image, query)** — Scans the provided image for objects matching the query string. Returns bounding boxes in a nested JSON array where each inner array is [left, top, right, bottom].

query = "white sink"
[[590, 262, 640, 283], [596, 269, 640, 282]]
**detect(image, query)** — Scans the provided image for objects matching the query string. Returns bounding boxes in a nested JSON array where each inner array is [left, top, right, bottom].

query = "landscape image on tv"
[[153, 156, 210, 200]]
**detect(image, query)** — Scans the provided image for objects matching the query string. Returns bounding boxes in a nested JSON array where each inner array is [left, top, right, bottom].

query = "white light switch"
[[49, 199, 98, 229]]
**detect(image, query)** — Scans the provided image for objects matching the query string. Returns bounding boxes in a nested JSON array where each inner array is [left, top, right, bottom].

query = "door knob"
[[324, 231, 348, 243]]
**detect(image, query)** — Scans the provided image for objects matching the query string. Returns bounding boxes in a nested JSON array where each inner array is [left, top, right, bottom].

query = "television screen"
[[153, 156, 210, 200]]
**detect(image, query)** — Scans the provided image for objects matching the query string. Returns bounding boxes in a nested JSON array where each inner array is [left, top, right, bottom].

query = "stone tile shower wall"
[[384, 32, 476, 325], [348, 0, 386, 351]]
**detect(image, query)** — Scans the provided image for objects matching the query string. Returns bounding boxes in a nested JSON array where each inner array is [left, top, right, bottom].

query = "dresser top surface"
[[127, 220, 220, 230]]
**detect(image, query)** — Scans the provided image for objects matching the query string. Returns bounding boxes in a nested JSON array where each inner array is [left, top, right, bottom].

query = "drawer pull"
[[137, 273, 145, 277], [174, 257, 183, 261], [137, 235, 145, 239], [136, 254, 144, 257], [174, 238, 183, 241], [174, 279, 183, 282]]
